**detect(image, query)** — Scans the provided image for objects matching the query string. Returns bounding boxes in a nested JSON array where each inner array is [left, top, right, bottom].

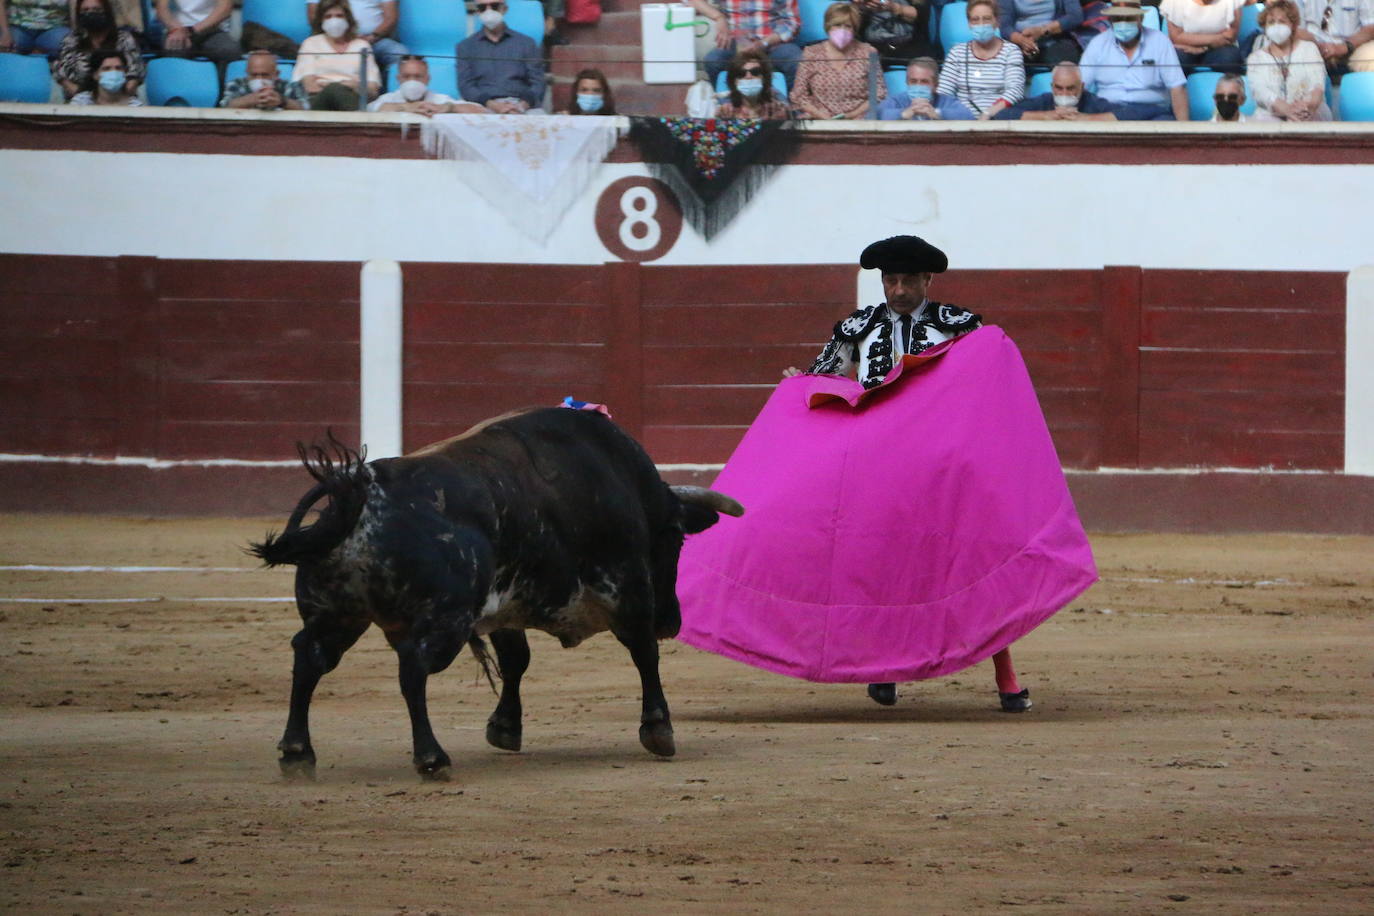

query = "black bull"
[[249, 407, 742, 779]]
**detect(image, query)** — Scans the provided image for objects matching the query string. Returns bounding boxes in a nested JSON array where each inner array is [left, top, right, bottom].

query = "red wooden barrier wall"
[[0, 254, 1347, 471]]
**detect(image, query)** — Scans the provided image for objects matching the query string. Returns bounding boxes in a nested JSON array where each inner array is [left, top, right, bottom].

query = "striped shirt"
[[936, 40, 1025, 114]]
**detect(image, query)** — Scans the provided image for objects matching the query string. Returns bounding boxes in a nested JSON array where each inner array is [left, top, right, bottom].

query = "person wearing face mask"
[[54, 0, 143, 100], [936, 0, 1025, 119], [876, 56, 975, 119], [153, 0, 239, 78], [991, 58, 1158, 117], [716, 49, 791, 116], [370, 53, 484, 113], [1208, 72, 1249, 120], [1078, 0, 1189, 119], [1159, 0, 1245, 75], [562, 68, 618, 115], [293, 0, 383, 111], [69, 48, 143, 104], [1247, 0, 1332, 119], [689, 0, 803, 88], [220, 50, 308, 110], [792, 2, 885, 119], [455, 0, 547, 114], [307, 0, 410, 72]]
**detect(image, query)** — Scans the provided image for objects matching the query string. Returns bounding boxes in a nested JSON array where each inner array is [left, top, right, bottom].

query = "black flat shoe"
[[867, 683, 897, 706], [999, 688, 1032, 712]]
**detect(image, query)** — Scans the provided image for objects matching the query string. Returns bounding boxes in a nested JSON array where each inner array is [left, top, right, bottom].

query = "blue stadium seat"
[[1026, 70, 1051, 98], [225, 57, 295, 84], [1185, 70, 1257, 121], [714, 69, 790, 101], [1238, 2, 1261, 50], [242, 0, 312, 45], [0, 52, 54, 103], [884, 67, 906, 97], [1338, 71, 1374, 121], [146, 57, 220, 107], [799, 0, 832, 44], [387, 58, 459, 98], [939, 2, 975, 51], [399, 0, 468, 55]]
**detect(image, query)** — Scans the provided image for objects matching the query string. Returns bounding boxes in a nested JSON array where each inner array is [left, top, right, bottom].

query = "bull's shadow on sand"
[[675, 694, 1109, 726]]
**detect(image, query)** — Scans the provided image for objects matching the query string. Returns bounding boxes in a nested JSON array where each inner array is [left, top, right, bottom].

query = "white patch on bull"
[[473, 575, 620, 648]]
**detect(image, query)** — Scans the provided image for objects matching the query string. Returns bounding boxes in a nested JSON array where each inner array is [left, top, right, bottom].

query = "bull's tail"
[[249, 434, 371, 568]]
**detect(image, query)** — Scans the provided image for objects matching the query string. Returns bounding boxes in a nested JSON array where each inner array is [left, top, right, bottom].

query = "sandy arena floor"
[[0, 516, 1371, 914]]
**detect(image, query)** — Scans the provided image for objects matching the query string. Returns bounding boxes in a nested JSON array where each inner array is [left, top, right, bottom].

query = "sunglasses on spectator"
[[740, 66, 764, 76], [475, 2, 502, 9], [1214, 93, 1241, 101]]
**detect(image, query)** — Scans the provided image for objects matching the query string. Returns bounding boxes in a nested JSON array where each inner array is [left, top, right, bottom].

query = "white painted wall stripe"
[[360, 259, 404, 460], [1345, 267, 1374, 476]]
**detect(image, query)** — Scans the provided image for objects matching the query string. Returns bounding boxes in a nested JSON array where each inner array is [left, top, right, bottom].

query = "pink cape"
[[675, 325, 1097, 683]]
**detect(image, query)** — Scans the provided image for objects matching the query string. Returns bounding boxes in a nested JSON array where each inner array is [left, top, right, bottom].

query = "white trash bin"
[[641, 4, 699, 84]]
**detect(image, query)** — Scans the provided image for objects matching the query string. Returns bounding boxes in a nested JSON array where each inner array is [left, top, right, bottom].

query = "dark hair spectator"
[[306, 0, 410, 71], [717, 48, 790, 117], [568, 67, 615, 114], [68, 46, 142, 104], [54, 0, 143, 99], [293, 0, 382, 111]]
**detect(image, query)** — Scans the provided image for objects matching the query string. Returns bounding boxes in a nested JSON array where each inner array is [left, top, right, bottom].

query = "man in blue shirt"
[[876, 57, 976, 121], [456, 0, 546, 113], [993, 60, 1161, 119], [1078, 0, 1188, 120]]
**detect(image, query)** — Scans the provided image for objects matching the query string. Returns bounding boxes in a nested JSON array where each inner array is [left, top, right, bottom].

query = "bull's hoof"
[[413, 750, 452, 781], [999, 688, 1033, 713], [639, 721, 676, 758], [485, 718, 522, 753], [279, 754, 317, 781]]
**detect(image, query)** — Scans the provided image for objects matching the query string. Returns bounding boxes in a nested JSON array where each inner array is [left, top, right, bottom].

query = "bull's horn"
[[671, 486, 744, 517]]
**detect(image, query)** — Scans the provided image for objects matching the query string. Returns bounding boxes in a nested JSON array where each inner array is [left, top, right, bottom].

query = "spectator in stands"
[[792, 2, 884, 119], [307, 0, 408, 72], [1248, 0, 1332, 120], [55, 0, 142, 99], [220, 49, 308, 110], [370, 53, 484, 113], [0, 0, 70, 56], [1001, 0, 1084, 67], [564, 67, 617, 114], [717, 47, 791, 116], [456, 0, 546, 113], [69, 47, 142, 103], [937, 0, 1025, 118], [1079, 0, 1188, 119], [1209, 72, 1248, 119], [541, 0, 567, 47], [857, 0, 936, 69], [1297, 0, 1374, 76], [1160, 0, 1244, 73], [691, 0, 803, 87], [294, 0, 382, 111], [153, 0, 239, 77], [992, 58, 1153, 117], [877, 55, 975, 118]]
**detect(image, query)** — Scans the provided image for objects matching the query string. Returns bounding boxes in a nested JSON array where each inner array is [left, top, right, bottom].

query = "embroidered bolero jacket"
[[808, 300, 982, 388]]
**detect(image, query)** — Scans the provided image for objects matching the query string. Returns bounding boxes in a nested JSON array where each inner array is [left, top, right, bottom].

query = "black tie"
[[898, 313, 912, 355]]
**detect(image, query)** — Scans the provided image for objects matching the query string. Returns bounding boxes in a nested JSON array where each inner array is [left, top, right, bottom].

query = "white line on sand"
[[0, 597, 295, 604], [0, 565, 262, 573]]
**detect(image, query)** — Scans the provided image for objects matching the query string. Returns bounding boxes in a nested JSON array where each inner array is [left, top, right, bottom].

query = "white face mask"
[[1264, 22, 1292, 44], [322, 16, 348, 38], [248, 77, 273, 92], [1052, 92, 1078, 108], [400, 79, 428, 101], [479, 8, 504, 28]]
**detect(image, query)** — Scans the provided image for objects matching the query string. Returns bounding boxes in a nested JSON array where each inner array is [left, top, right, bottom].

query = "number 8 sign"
[[595, 177, 683, 262]]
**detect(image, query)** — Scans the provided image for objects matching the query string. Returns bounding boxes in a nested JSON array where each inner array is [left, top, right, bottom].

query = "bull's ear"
[[680, 504, 721, 534]]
